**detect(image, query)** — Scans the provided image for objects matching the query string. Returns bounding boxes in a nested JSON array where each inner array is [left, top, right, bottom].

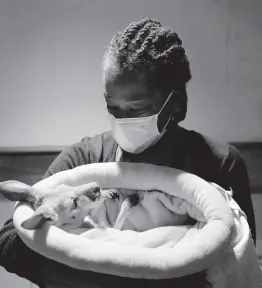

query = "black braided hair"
[[103, 18, 192, 122]]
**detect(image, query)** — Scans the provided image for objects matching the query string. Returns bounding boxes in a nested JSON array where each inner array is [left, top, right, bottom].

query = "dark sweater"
[[0, 125, 256, 288]]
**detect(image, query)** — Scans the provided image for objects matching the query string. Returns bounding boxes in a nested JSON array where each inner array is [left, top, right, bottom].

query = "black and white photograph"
[[0, 1, 262, 287]]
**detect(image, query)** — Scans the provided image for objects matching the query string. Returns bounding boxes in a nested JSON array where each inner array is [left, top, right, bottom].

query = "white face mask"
[[108, 90, 174, 154]]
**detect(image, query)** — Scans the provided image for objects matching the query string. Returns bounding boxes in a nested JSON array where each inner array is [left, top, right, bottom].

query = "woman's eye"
[[107, 104, 118, 111], [129, 108, 142, 112]]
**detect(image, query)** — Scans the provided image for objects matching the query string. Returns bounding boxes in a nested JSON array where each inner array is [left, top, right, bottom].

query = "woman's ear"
[[170, 90, 187, 123], [0, 180, 35, 202], [21, 207, 59, 230]]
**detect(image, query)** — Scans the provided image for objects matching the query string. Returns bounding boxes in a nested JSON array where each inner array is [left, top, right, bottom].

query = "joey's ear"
[[21, 208, 59, 230], [0, 180, 34, 202]]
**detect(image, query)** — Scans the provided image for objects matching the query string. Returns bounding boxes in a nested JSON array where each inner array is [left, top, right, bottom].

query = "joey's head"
[[0, 180, 108, 230]]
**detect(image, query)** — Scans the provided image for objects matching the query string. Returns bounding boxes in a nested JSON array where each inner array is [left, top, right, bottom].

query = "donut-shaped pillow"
[[15, 162, 233, 279]]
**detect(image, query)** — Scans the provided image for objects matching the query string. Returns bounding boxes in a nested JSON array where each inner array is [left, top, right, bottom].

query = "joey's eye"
[[45, 217, 53, 222], [71, 198, 78, 210]]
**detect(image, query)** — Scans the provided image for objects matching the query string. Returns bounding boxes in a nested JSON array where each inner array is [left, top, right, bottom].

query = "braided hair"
[[102, 18, 192, 122]]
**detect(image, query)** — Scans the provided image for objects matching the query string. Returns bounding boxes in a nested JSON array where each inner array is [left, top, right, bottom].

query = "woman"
[[0, 18, 255, 287]]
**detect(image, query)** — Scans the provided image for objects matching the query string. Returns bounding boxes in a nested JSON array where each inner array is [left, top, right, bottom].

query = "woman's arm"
[[221, 145, 256, 244]]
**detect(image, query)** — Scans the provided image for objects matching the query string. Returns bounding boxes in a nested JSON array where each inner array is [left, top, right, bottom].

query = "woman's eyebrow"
[[104, 90, 150, 98]]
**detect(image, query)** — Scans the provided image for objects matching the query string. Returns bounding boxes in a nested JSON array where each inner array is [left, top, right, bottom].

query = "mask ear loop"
[[157, 89, 175, 132], [161, 112, 173, 132], [157, 89, 175, 115]]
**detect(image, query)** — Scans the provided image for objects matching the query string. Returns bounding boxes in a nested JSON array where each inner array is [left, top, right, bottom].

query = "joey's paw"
[[107, 189, 120, 201]]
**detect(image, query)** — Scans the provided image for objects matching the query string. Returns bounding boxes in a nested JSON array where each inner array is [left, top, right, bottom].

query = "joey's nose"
[[92, 186, 101, 193]]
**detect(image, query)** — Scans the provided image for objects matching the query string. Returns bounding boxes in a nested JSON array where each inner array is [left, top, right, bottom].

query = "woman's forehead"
[[104, 70, 161, 101], [105, 69, 149, 88]]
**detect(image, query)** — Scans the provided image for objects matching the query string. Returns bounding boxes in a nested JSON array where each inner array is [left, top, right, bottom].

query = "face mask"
[[108, 90, 174, 154]]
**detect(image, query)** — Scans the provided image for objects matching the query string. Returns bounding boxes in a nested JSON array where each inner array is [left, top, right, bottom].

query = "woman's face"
[[103, 68, 165, 119], [103, 62, 180, 152]]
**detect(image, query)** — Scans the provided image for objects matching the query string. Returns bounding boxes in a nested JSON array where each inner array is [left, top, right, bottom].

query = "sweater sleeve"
[[43, 139, 91, 178], [0, 140, 91, 286], [221, 144, 256, 244]]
